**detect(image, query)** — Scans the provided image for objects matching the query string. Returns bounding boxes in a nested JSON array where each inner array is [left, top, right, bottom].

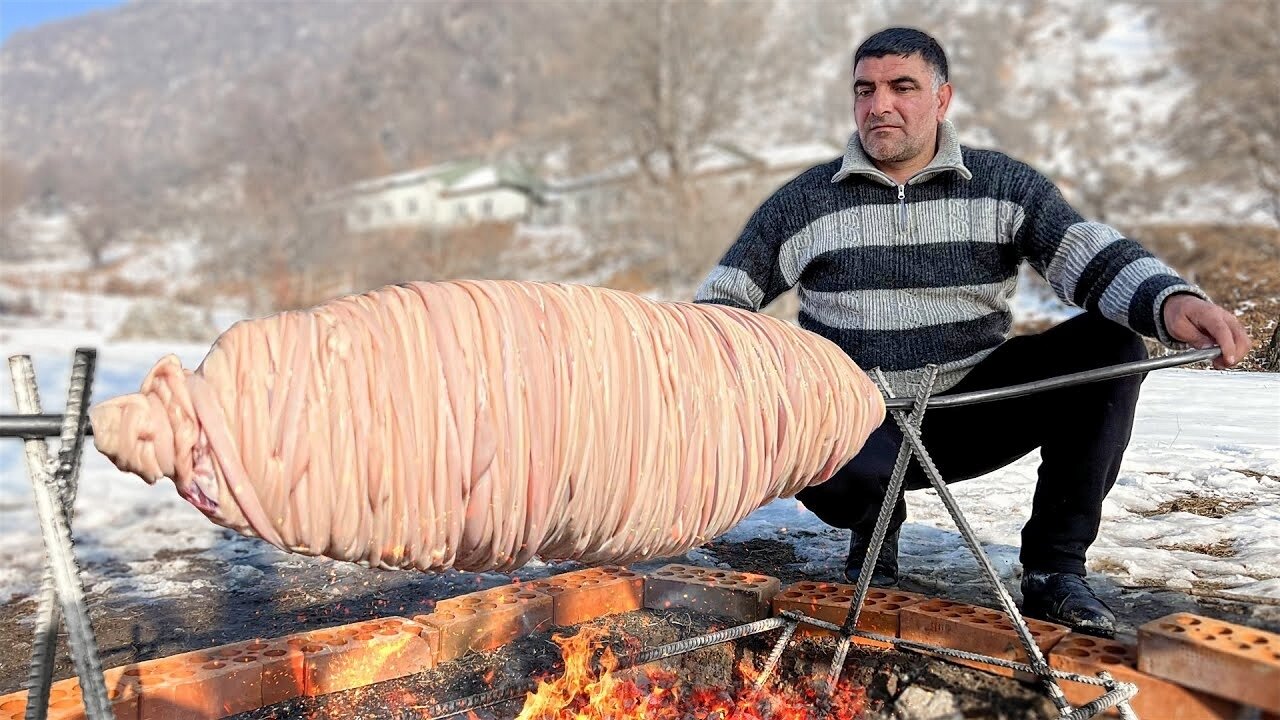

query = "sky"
[[0, 0, 123, 44]]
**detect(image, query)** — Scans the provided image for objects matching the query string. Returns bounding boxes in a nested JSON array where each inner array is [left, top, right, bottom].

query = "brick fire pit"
[[3, 564, 1275, 719]]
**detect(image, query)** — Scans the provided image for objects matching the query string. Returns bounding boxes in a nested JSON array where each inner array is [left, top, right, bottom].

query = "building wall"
[[345, 181, 442, 232], [439, 187, 530, 226]]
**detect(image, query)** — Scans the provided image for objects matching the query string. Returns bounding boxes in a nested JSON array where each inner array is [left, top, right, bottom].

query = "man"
[[694, 27, 1251, 637]]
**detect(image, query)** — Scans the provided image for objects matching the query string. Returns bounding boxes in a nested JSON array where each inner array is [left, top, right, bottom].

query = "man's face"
[[853, 53, 952, 167]]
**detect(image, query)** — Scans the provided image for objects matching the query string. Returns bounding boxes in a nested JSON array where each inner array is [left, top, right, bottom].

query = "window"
[[481, 198, 494, 218], [382, 202, 394, 219], [455, 203, 469, 220], [406, 198, 419, 215]]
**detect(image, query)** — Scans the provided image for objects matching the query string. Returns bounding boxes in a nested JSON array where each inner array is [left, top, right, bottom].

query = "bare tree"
[[553, 0, 791, 287], [1145, 0, 1280, 224], [72, 207, 119, 268]]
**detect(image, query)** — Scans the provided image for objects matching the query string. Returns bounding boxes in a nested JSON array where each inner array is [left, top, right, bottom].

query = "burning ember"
[[514, 627, 866, 720]]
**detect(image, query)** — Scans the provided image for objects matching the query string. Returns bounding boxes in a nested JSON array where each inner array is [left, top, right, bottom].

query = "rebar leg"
[[892, 407, 1071, 713], [825, 366, 938, 696], [26, 348, 96, 720], [10, 351, 111, 720]]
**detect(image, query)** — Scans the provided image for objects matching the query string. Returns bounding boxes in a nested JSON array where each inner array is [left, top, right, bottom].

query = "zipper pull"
[[897, 184, 907, 233]]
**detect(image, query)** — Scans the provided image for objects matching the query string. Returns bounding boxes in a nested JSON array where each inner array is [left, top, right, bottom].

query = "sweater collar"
[[830, 119, 972, 186]]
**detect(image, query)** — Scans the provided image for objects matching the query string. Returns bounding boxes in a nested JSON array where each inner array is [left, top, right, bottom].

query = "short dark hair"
[[854, 27, 949, 85]]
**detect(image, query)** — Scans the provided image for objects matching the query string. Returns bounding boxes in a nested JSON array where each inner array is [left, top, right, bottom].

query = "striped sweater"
[[694, 121, 1205, 395]]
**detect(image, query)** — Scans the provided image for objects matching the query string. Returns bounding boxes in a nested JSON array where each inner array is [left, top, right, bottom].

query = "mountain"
[[0, 0, 580, 206]]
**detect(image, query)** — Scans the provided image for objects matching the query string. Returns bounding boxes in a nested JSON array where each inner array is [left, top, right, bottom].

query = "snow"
[[1, 284, 1277, 610], [449, 166, 499, 193]]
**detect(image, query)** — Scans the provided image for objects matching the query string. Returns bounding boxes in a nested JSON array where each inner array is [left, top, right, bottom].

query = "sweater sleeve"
[[694, 181, 812, 311], [1012, 167, 1207, 347]]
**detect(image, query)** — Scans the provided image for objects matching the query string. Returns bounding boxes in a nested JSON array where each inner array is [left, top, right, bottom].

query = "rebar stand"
[[6, 349, 111, 720]]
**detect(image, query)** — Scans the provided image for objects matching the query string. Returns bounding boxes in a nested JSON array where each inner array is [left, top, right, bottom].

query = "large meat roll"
[[90, 281, 885, 572]]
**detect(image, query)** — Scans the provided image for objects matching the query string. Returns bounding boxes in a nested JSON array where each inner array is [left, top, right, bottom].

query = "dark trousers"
[[795, 312, 1148, 576]]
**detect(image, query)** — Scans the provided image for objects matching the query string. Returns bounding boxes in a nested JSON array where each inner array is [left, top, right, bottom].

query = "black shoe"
[[1021, 570, 1116, 638], [844, 526, 899, 587]]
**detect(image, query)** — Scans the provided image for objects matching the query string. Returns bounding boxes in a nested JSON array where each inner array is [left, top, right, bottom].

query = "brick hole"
[[166, 668, 197, 679], [436, 612, 457, 621], [1176, 616, 1202, 626], [781, 591, 804, 599], [375, 628, 399, 637], [244, 642, 270, 651], [581, 579, 601, 586], [264, 649, 288, 658], [867, 590, 887, 599], [1238, 644, 1255, 651], [616, 571, 638, 578], [708, 571, 727, 578], [1099, 654, 1125, 665], [234, 656, 257, 664], [302, 644, 326, 654], [0, 699, 24, 711], [339, 628, 360, 638], [970, 618, 990, 625], [883, 603, 902, 611], [480, 602, 500, 610], [942, 612, 963, 618], [1064, 648, 1090, 658], [216, 648, 241, 658], [202, 661, 227, 670], [1216, 627, 1233, 636], [655, 570, 676, 577], [796, 582, 818, 591], [356, 633, 375, 641]]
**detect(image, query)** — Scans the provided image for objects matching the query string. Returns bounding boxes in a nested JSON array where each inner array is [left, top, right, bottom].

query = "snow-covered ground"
[[0, 282, 1277, 611]]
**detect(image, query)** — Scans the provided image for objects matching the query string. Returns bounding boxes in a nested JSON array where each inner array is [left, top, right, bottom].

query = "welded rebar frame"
[[0, 346, 1221, 720], [6, 349, 112, 720]]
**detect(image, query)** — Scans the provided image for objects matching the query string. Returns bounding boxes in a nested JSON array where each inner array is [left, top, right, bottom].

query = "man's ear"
[[936, 82, 953, 121]]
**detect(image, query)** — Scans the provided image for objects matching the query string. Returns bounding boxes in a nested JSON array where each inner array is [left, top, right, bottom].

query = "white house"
[[316, 160, 543, 234]]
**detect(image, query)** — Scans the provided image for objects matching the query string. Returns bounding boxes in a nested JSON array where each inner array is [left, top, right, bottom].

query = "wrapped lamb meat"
[[90, 280, 885, 572]]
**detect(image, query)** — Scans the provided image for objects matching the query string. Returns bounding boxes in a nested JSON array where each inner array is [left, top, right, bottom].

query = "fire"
[[515, 627, 865, 720]]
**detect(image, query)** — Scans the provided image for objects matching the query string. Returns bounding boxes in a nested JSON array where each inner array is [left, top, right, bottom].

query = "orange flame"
[[515, 627, 866, 720]]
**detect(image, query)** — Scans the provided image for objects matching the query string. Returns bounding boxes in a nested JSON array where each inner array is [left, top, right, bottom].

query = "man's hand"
[[1162, 294, 1252, 369]]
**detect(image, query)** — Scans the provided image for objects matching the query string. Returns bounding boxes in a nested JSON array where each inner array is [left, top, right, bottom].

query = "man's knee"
[[1075, 312, 1149, 366]]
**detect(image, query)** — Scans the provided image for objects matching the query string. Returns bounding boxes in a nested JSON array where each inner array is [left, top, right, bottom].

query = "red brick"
[[16, 671, 143, 720], [416, 585, 553, 663], [643, 564, 780, 621], [126, 648, 260, 720], [0, 691, 25, 720], [258, 637, 308, 706], [296, 617, 436, 695], [525, 566, 645, 626], [1138, 613, 1280, 712], [770, 581, 925, 648], [1050, 633, 1239, 719], [898, 598, 1068, 678]]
